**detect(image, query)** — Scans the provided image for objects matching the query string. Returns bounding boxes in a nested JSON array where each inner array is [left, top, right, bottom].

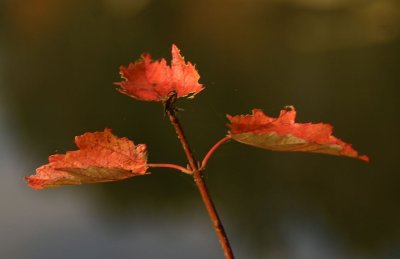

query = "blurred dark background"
[[0, 0, 399, 258]]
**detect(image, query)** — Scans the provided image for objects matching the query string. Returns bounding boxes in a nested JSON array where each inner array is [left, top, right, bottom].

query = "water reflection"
[[1, 0, 400, 258]]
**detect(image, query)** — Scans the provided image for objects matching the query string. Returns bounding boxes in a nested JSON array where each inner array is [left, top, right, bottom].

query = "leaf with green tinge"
[[227, 106, 369, 162], [26, 129, 148, 190], [115, 44, 204, 102]]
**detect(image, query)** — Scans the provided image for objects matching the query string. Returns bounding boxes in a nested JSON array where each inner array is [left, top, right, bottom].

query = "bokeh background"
[[1, 0, 399, 258]]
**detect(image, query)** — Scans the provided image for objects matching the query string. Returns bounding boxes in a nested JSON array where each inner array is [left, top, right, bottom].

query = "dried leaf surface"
[[227, 106, 369, 162], [26, 129, 148, 189], [116, 44, 204, 101]]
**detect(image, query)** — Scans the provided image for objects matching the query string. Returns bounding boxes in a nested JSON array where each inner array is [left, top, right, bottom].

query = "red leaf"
[[227, 106, 369, 162], [115, 44, 204, 102], [26, 129, 148, 190]]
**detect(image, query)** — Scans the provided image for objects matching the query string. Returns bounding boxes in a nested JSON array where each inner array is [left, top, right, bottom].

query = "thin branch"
[[164, 104, 235, 259], [147, 163, 192, 175], [165, 110, 198, 171], [192, 170, 234, 259], [200, 136, 231, 170]]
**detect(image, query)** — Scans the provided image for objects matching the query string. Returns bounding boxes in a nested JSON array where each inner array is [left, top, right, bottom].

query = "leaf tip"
[[358, 155, 370, 163], [25, 176, 45, 190], [171, 43, 180, 54]]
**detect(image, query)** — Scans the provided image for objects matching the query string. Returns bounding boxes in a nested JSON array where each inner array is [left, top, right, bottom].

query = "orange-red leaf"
[[26, 129, 148, 190], [227, 106, 369, 162], [115, 44, 204, 102]]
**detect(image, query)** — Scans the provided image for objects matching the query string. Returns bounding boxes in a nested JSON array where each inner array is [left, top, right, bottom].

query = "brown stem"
[[165, 109, 235, 259], [192, 170, 234, 259], [147, 163, 192, 175], [165, 110, 198, 171], [200, 136, 231, 171]]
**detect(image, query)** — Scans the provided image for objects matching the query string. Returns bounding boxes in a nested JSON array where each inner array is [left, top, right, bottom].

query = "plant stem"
[[200, 136, 231, 171], [192, 170, 234, 259], [147, 163, 192, 175], [165, 109, 235, 259]]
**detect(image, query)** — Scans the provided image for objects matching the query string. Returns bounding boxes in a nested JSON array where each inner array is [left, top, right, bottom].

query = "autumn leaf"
[[115, 44, 204, 102], [227, 106, 369, 162], [26, 129, 148, 190]]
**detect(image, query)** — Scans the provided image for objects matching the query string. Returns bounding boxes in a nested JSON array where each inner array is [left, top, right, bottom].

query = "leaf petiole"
[[147, 163, 192, 175], [200, 136, 231, 171]]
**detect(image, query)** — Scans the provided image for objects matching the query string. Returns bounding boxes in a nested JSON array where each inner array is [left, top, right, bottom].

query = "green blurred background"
[[1, 0, 399, 258]]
